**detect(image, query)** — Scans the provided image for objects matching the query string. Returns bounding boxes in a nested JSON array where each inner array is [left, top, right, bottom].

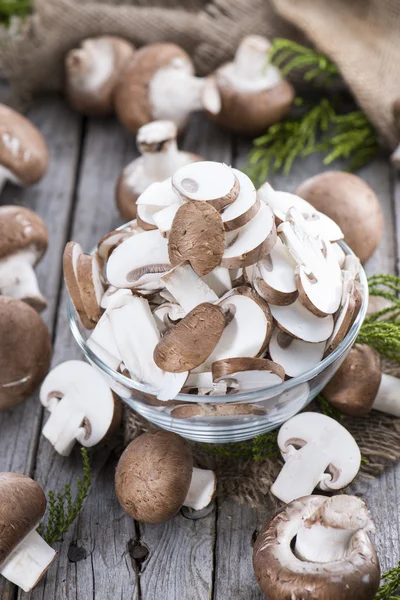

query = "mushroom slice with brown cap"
[[171, 403, 266, 418], [97, 228, 136, 262], [154, 303, 227, 373], [114, 43, 220, 134], [269, 328, 325, 378], [221, 202, 277, 269], [220, 169, 260, 231], [271, 412, 361, 503], [206, 35, 294, 135], [324, 272, 359, 355], [63, 241, 95, 329], [40, 360, 121, 456], [0, 206, 48, 311], [258, 181, 344, 243], [212, 357, 284, 391], [172, 161, 239, 210], [115, 431, 216, 523], [251, 237, 297, 306], [270, 299, 334, 343], [168, 201, 226, 276], [0, 104, 48, 193], [152, 302, 186, 334], [161, 262, 218, 313], [76, 253, 105, 323], [106, 229, 170, 289], [253, 495, 380, 600], [65, 36, 135, 116], [108, 294, 188, 400], [0, 473, 57, 591], [0, 297, 52, 410]]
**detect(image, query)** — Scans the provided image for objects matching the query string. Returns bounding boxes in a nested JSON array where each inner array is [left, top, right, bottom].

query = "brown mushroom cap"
[[0, 297, 52, 410], [323, 344, 382, 417], [115, 431, 193, 523], [253, 495, 380, 600], [207, 77, 295, 136], [295, 172, 383, 264], [0, 104, 48, 186], [0, 206, 48, 262], [0, 472, 47, 566], [114, 43, 192, 134], [115, 172, 139, 221]]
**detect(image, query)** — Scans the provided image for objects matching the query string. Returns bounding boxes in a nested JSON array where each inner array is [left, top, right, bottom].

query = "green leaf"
[[0, 0, 31, 25]]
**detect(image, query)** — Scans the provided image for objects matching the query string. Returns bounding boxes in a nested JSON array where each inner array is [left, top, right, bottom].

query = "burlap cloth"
[[1, 0, 400, 148]]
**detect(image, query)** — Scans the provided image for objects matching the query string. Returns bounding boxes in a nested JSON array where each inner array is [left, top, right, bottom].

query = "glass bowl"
[[68, 240, 368, 443]]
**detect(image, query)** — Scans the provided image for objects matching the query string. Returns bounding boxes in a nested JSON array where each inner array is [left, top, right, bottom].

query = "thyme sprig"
[[376, 560, 400, 599], [269, 38, 339, 85]]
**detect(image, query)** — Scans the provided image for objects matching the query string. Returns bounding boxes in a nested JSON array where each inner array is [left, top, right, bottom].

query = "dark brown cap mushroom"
[[0, 104, 48, 191], [0, 472, 56, 591], [0, 205, 48, 311], [295, 171, 383, 263], [115, 431, 216, 524], [65, 36, 135, 116], [0, 296, 52, 410]]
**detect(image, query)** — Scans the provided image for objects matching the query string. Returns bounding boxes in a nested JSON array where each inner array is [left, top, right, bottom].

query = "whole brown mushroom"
[[295, 171, 383, 263], [0, 296, 52, 410]]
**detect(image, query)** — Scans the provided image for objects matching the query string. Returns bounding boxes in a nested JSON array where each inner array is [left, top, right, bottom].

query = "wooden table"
[[0, 85, 399, 599]]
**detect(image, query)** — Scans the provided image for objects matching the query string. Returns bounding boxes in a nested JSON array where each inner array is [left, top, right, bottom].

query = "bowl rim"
[[67, 238, 369, 404]]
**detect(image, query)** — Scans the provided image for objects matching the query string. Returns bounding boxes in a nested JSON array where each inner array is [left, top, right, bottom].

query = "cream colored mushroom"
[[269, 328, 325, 377], [250, 237, 297, 306]]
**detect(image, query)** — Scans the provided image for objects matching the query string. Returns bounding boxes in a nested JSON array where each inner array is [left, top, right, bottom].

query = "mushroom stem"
[[373, 373, 400, 416], [141, 139, 181, 181], [0, 252, 46, 311], [184, 467, 216, 511], [42, 396, 86, 456], [391, 143, 400, 169], [0, 528, 56, 592], [234, 35, 271, 80], [0, 165, 8, 194], [295, 524, 359, 563], [161, 263, 218, 313]]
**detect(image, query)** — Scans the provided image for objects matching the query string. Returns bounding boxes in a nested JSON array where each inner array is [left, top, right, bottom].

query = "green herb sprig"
[[38, 448, 91, 545], [269, 38, 339, 85], [0, 0, 31, 26], [204, 430, 279, 462], [376, 560, 400, 599]]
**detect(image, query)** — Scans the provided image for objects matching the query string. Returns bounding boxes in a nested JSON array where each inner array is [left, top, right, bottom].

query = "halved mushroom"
[[0, 104, 48, 194], [76, 252, 105, 323], [40, 360, 121, 456], [269, 328, 325, 378], [172, 161, 239, 210], [0, 206, 48, 311], [251, 236, 297, 306], [170, 403, 265, 418], [253, 495, 380, 600], [221, 202, 277, 269], [0, 297, 52, 410], [220, 169, 260, 231], [271, 412, 361, 503], [206, 35, 294, 135], [115, 431, 216, 523], [295, 172, 383, 263], [0, 473, 57, 591], [161, 262, 218, 313], [116, 120, 202, 221], [212, 357, 284, 391], [114, 43, 221, 134], [258, 182, 343, 243], [154, 303, 227, 372], [65, 36, 135, 115], [168, 200, 226, 276], [270, 299, 334, 343]]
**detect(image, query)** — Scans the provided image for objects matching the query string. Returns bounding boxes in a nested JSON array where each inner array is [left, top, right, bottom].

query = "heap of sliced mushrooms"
[[64, 160, 362, 402]]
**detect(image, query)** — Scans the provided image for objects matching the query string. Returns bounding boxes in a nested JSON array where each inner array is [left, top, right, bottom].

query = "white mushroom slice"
[[278, 208, 342, 316], [212, 357, 284, 391], [220, 169, 260, 231], [324, 288, 357, 354], [221, 202, 277, 269], [40, 360, 120, 456], [136, 177, 178, 207], [202, 266, 232, 297], [252, 237, 297, 306], [184, 371, 213, 392], [159, 289, 176, 303], [258, 182, 343, 242], [152, 201, 181, 236], [271, 412, 361, 504], [100, 286, 131, 309], [106, 229, 170, 288], [97, 229, 135, 261], [270, 299, 334, 343], [76, 253, 105, 322], [108, 294, 187, 400], [161, 262, 218, 313], [172, 161, 239, 210], [332, 242, 346, 267], [136, 203, 159, 230], [269, 328, 326, 378], [153, 302, 185, 334]]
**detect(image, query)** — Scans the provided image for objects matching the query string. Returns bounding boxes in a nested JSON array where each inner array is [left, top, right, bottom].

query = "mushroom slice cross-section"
[[76, 252, 105, 323], [253, 495, 380, 600], [115, 431, 216, 523], [0, 472, 57, 592], [63, 241, 95, 329], [220, 169, 260, 231], [97, 228, 136, 261], [271, 412, 361, 503], [251, 236, 297, 306], [269, 328, 326, 377], [172, 161, 239, 210], [212, 357, 284, 391], [40, 360, 121, 456], [152, 301, 186, 334], [270, 298, 334, 343], [161, 262, 218, 313]]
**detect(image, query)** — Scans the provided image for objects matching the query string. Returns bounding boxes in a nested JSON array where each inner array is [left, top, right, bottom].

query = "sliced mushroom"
[[271, 412, 361, 503], [115, 431, 216, 523], [212, 357, 284, 391], [0, 473, 57, 592], [221, 202, 277, 269], [270, 299, 334, 343], [97, 228, 136, 262], [170, 403, 265, 418], [202, 266, 232, 296], [65, 36, 135, 115], [114, 43, 220, 134], [332, 242, 346, 267], [152, 201, 182, 237], [253, 495, 380, 600], [40, 360, 121, 456], [0, 206, 48, 311], [206, 35, 294, 135], [152, 301, 186, 334], [251, 237, 297, 306], [295, 172, 383, 263], [220, 169, 260, 231], [100, 285, 131, 310], [161, 262, 218, 313], [269, 328, 325, 378], [76, 252, 105, 323], [391, 98, 400, 168], [168, 200, 226, 276], [172, 161, 238, 210], [63, 241, 95, 329]]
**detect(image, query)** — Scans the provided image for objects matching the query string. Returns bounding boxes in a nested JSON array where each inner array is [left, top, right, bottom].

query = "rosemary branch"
[[375, 561, 400, 599], [269, 38, 339, 85]]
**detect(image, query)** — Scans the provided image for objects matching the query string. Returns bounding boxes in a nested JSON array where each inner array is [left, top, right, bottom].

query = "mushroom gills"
[[0, 247, 46, 311], [184, 467, 216, 511]]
